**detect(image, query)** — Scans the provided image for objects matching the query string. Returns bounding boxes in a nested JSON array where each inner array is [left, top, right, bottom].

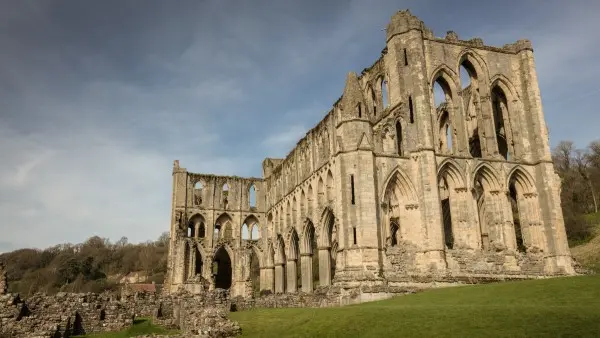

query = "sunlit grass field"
[[231, 275, 600, 338]]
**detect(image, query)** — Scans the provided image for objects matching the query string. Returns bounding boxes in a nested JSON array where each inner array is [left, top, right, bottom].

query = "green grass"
[[75, 318, 179, 338], [230, 275, 600, 338]]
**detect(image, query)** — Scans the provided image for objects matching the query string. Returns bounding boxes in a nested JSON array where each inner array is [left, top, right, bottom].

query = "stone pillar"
[[274, 263, 285, 293], [318, 248, 331, 287], [262, 266, 275, 292], [301, 254, 313, 293], [286, 260, 297, 293]]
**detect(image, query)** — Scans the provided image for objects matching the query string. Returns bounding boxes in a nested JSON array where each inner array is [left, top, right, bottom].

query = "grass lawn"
[[230, 275, 600, 338], [74, 318, 179, 338]]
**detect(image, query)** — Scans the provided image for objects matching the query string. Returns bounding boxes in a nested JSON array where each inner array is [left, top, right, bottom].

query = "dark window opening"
[[350, 175, 355, 205], [442, 198, 454, 249], [409, 96, 414, 123], [357, 103, 362, 118], [390, 222, 399, 246], [353, 227, 357, 245], [404, 48, 408, 66], [510, 183, 526, 252], [395, 121, 403, 156]]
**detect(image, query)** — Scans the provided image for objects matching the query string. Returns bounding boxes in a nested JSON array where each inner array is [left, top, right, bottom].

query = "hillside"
[[231, 275, 600, 338], [570, 212, 600, 272]]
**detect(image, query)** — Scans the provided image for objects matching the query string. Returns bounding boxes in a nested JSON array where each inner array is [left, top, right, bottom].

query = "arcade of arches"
[[165, 10, 575, 298]]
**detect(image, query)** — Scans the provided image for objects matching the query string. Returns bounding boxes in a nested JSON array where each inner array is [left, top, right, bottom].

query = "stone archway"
[[213, 247, 232, 289]]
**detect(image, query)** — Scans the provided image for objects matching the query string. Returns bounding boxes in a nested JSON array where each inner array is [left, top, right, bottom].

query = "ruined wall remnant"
[[0, 288, 240, 338], [0, 262, 6, 295], [164, 8, 576, 300]]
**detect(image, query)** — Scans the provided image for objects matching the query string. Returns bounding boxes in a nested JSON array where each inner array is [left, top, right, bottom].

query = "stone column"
[[301, 253, 313, 293], [274, 263, 285, 293], [318, 248, 331, 287], [286, 260, 297, 293], [262, 266, 275, 292]]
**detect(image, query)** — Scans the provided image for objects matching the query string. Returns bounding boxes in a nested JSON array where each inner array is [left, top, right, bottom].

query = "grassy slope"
[[571, 212, 600, 272], [231, 275, 600, 338], [75, 318, 179, 338]]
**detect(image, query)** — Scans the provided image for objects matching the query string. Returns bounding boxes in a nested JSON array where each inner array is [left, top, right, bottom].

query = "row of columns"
[[262, 249, 333, 294]]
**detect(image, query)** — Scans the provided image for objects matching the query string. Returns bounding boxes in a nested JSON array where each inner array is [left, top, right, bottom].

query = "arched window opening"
[[438, 111, 452, 153], [459, 63, 472, 90], [439, 177, 454, 249], [470, 135, 482, 158], [491, 86, 510, 160], [222, 183, 230, 209], [194, 250, 203, 276], [214, 223, 221, 242], [381, 79, 389, 108], [198, 222, 205, 238], [357, 103, 362, 118], [194, 181, 203, 206], [509, 183, 525, 252], [404, 48, 408, 66], [432, 81, 447, 109], [326, 171, 334, 202], [395, 121, 403, 156], [371, 87, 377, 116], [317, 178, 325, 207], [459, 60, 481, 159], [241, 223, 250, 240], [408, 96, 414, 124], [352, 227, 357, 245], [307, 184, 314, 214], [249, 184, 256, 208], [251, 224, 260, 240], [390, 221, 399, 246], [187, 223, 195, 238]]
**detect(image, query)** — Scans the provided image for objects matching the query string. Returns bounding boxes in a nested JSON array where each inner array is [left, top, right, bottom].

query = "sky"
[[1, 0, 599, 253]]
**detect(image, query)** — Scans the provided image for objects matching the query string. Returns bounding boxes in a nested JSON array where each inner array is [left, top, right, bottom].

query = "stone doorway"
[[213, 247, 232, 289]]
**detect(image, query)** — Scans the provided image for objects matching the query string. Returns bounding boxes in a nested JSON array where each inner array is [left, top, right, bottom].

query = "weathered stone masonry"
[[164, 10, 576, 299]]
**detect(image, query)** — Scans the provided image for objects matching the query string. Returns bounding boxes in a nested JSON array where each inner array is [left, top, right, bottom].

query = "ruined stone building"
[[164, 10, 575, 298]]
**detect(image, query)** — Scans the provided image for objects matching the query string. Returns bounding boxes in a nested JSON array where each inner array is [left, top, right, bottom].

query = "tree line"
[[0, 233, 169, 297], [552, 139, 600, 242]]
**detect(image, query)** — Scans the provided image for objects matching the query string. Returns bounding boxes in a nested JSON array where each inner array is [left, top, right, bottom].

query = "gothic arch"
[[506, 166, 536, 195], [381, 166, 419, 204], [212, 243, 235, 260], [430, 64, 460, 98], [275, 235, 286, 264], [286, 227, 300, 261], [490, 74, 521, 101], [265, 241, 275, 266], [318, 207, 336, 247], [437, 159, 466, 189], [249, 244, 264, 269], [301, 219, 317, 255], [472, 163, 502, 191], [457, 49, 490, 83]]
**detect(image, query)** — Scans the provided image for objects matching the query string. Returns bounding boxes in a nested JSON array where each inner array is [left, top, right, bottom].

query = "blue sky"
[[1, 0, 598, 252]]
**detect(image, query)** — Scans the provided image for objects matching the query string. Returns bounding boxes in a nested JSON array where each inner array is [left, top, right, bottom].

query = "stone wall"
[[0, 263, 6, 296], [230, 285, 418, 311], [0, 290, 240, 338]]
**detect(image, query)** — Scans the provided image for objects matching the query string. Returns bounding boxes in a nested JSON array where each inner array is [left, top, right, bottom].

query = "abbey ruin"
[[164, 10, 576, 299]]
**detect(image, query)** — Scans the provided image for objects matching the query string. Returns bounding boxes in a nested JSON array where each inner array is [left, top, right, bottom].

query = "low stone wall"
[[0, 290, 240, 338], [230, 285, 418, 311]]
